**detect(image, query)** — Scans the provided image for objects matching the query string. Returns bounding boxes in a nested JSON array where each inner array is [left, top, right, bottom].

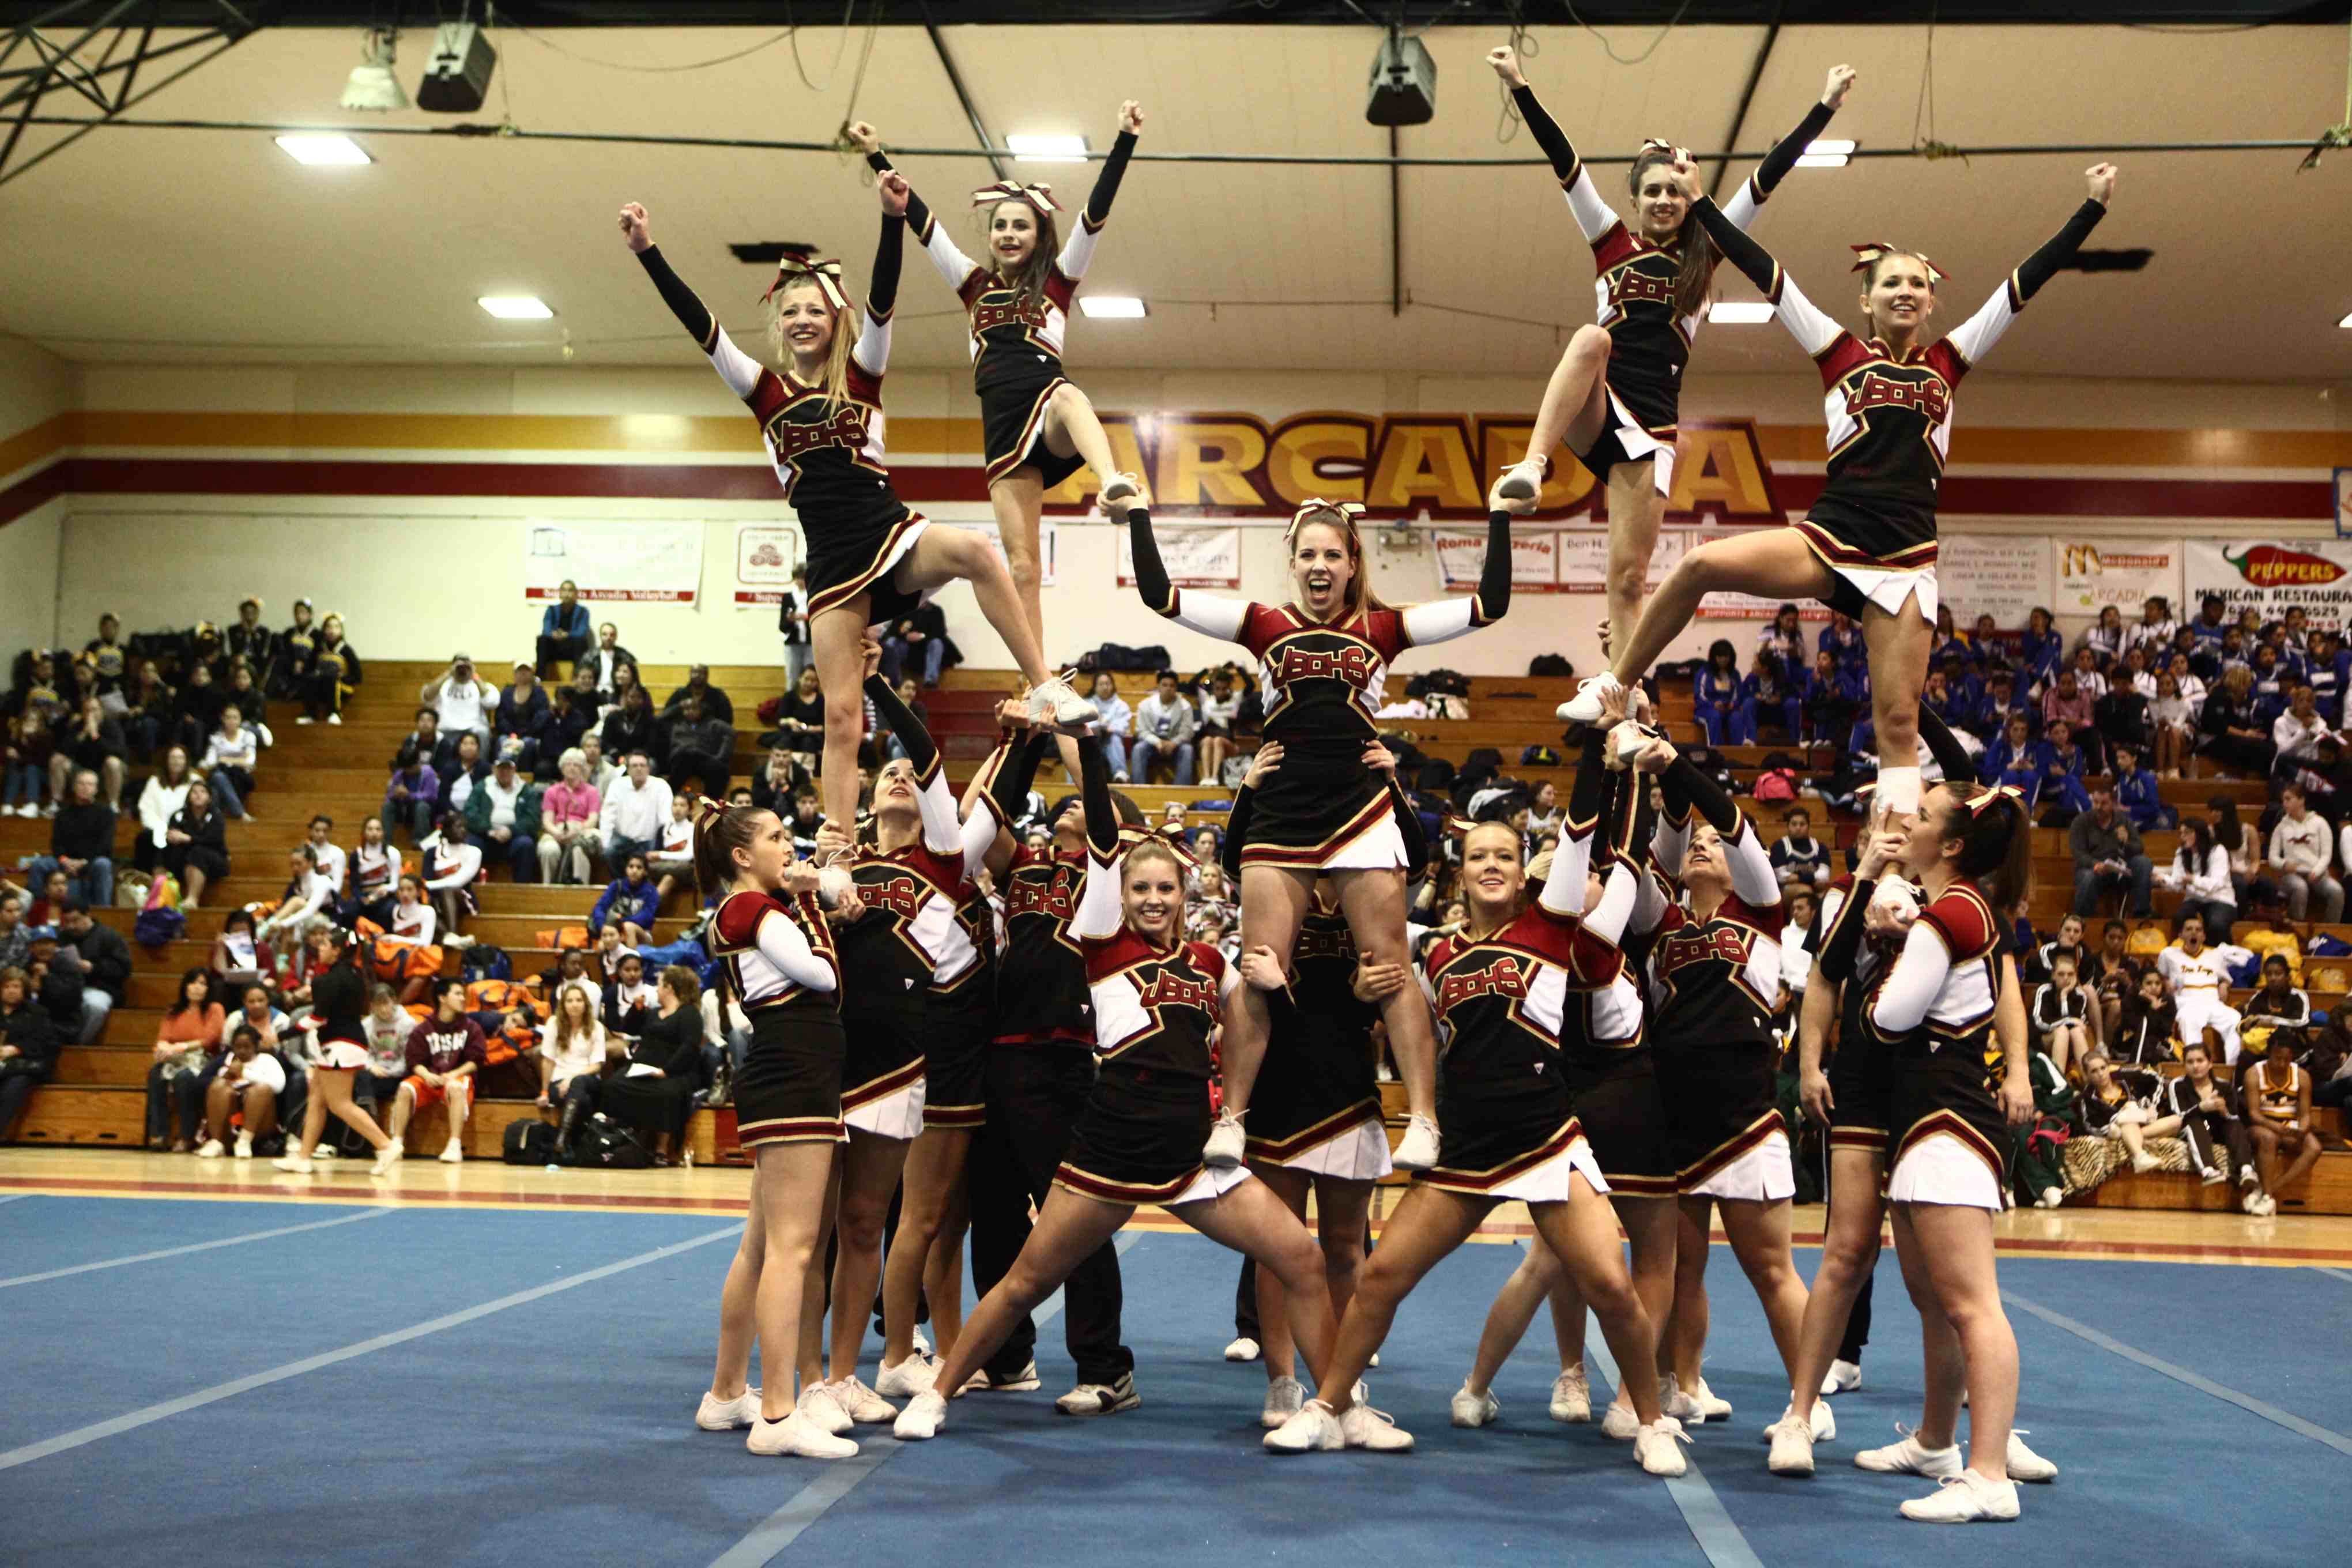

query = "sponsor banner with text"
[[1116, 524, 1238, 589], [1435, 527, 1559, 593], [1939, 535, 2054, 626], [2055, 537, 2182, 617], [732, 522, 800, 605], [1555, 529, 1686, 596], [523, 518, 703, 604], [2185, 538, 2352, 632]]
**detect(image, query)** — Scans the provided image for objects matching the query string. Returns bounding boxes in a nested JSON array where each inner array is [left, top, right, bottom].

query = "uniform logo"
[[1294, 922, 1358, 965], [766, 397, 874, 463], [1610, 262, 1679, 309], [855, 870, 929, 920], [1436, 954, 1529, 1015], [1657, 923, 1755, 976], [1006, 865, 1078, 921], [1265, 638, 1376, 692], [1134, 964, 1218, 1015], [1847, 368, 1950, 423], [973, 289, 1050, 334]]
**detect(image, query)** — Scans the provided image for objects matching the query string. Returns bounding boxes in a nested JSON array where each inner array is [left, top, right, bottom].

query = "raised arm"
[[1685, 194, 1846, 357], [1942, 167, 2114, 371], [866, 673, 989, 868], [1660, 749, 1780, 909], [1488, 49, 1618, 243], [1918, 702, 1976, 785], [989, 728, 1053, 832], [619, 203, 769, 400], [1717, 64, 1852, 231], [1072, 735, 1124, 941], [1058, 102, 1141, 281], [1401, 508, 1513, 647], [856, 182, 908, 378], [854, 129, 986, 296], [1122, 504, 1251, 641]]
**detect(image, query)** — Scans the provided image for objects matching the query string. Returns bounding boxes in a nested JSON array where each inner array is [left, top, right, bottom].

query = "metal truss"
[[0, 1, 266, 186]]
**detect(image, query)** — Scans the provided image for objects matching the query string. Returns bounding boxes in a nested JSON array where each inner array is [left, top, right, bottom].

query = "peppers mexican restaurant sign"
[[2185, 539, 2352, 632], [1040, 414, 1786, 525]]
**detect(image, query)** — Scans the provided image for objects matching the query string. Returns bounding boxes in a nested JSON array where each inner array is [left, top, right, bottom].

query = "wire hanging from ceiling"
[[1562, 0, 1697, 69]]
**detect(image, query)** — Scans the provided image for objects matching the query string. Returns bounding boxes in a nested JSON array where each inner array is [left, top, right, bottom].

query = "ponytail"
[[692, 800, 766, 903], [1944, 789, 2033, 911]]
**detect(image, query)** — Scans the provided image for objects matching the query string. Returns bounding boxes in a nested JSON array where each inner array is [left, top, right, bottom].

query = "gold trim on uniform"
[[1829, 1125, 1890, 1156], [1893, 1109, 2006, 1186], [738, 1114, 847, 1148], [841, 1055, 926, 1111], [1677, 1108, 1787, 1189], [985, 375, 1073, 483], [1238, 787, 1397, 869], [1243, 1099, 1384, 1164], [1420, 1118, 1587, 1196], [1052, 1158, 1200, 1205]]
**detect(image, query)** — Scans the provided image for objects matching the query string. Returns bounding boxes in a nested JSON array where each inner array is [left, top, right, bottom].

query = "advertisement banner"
[[2185, 538, 2352, 632], [2054, 537, 2182, 618], [1436, 527, 1559, 593], [1939, 535, 2054, 627], [732, 523, 801, 606], [1117, 525, 1240, 589], [523, 518, 704, 604], [1557, 530, 1686, 596]]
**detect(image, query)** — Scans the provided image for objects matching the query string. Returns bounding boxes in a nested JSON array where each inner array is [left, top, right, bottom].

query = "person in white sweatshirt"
[[2267, 783, 2343, 922], [598, 750, 673, 869]]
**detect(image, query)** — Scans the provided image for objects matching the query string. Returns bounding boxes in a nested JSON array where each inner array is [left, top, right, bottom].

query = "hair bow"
[[760, 253, 849, 311], [1118, 822, 1198, 872], [1966, 783, 2025, 814], [1849, 243, 1948, 284], [1638, 137, 1690, 163], [693, 793, 729, 831], [971, 179, 1060, 214], [1286, 497, 1366, 537]]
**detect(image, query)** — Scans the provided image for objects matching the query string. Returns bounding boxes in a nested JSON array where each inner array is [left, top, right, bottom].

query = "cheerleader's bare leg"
[[811, 605, 875, 833], [1332, 868, 1438, 1128], [881, 1126, 974, 1369], [1527, 1177, 1667, 1427], [922, 1175, 972, 1366], [1313, 1183, 1490, 1415], [711, 1139, 836, 1420], [1219, 867, 1315, 1125], [1250, 1166, 1372, 1383], [1893, 1202, 2015, 1484], [1603, 530, 1835, 694], [1717, 1197, 1812, 1380], [830, 1128, 913, 1382], [1786, 1147, 1887, 1426], [895, 525, 1060, 696], [1520, 325, 1616, 481], [1664, 1197, 1715, 1388], [917, 1185, 1132, 1405], [1562, 1195, 1680, 1421], [986, 469, 1084, 783], [797, 1160, 842, 1395], [1178, 1178, 1339, 1389], [1038, 382, 1128, 502], [1602, 461, 1668, 658], [1889, 1205, 1966, 1450], [1860, 599, 1932, 812], [1463, 1235, 1564, 1399]]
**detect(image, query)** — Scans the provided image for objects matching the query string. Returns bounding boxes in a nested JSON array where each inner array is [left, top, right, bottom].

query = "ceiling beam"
[[0, 0, 265, 187], [1706, 13, 1779, 201], [922, 14, 1008, 183]]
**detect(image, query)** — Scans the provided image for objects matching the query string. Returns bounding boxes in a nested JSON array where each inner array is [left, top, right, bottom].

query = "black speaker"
[[1367, 35, 1435, 127], [417, 22, 497, 114]]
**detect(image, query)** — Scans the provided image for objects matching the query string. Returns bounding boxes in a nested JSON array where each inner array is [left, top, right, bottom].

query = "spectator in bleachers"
[[2274, 683, 2338, 771], [786, 787, 826, 853], [1741, 649, 1801, 741], [1088, 672, 1134, 782], [2249, 644, 2289, 719], [2199, 665, 2275, 779], [2037, 718, 2093, 824], [2157, 1041, 2258, 1204], [421, 811, 483, 934], [600, 751, 672, 869], [2108, 745, 2174, 831], [383, 744, 438, 846], [2087, 919, 2139, 1037], [1757, 602, 1806, 672], [28, 767, 116, 910], [2064, 645, 2107, 704], [222, 659, 270, 740], [2131, 596, 2177, 659], [8, 868, 71, 929], [1130, 670, 1198, 786], [770, 666, 827, 760], [1197, 668, 1246, 785], [1964, 668, 2027, 748], [537, 748, 604, 886], [2077, 1050, 2173, 1174], [2240, 954, 2313, 1059], [2212, 800, 2273, 924], [0, 892, 25, 973], [597, 963, 706, 1164], [2244, 1030, 2320, 1210], [399, 705, 453, 774], [2068, 781, 2154, 918], [1768, 807, 1830, 892], [2040, 664, 2095, 748], [602, 948, 657, 1036], [3, 706, 51, 816], [1981, 712, 2046, 806], [2304, 629, 2346, 724], [536, 581, 593, 679], [2186, 593, 2231, 654], [80, 614, 126, 698], [119, 661, 173, 761], [747, 746, 811, 820], [2150, 669, 2196, 779], [1818, 608, 1865, 672], [371, 875, 442, 1004], [600, 683, 661, 763], [1929, 602, 1971, 671], [465, 755, 542, 885], [200, 702, 258, 820], [0, 964, 58, 1143], [662, 663, 734, 726], [421, 654, 492, 750], [778, 570, 811, 689], [649, 793, 696, 911], [253, 846, 329, 949], [225, 597, 273, 679], [268, 600, 315, 698], [2156, 820, 2237, 941], [54, 695, 126, 812], [879, 602, 956, 689], [438, 732, 487, 816], [2117, 642, 2158, 700], [2080, 604, 2126, 666], [23, 930, 82, 1048], [874, 679, 926, 764], [2030, 952, 2095, 1075], [208, 907, 263, 994], [2163, 650, 2208, 712], [537, 978, 613, 1158], [2158, 910, 2245, 1064], [376, 976, 486, 1172], [578, 732, 618, 797], [296, 815, 344, 900], [592, 851, 662, 948], [130, 747, 193, 876], [494, 659, 551, 772], [295, 614, 360, 726], [2268, 783, 2343, 922], [1800, 649, 1859, 746], [145, 968, 224, 1151], [2029, 913, 2088, 984], [1692, 640, 1746, 745], [538, 682, 596, 781], [193, 1022, 284, 1160]]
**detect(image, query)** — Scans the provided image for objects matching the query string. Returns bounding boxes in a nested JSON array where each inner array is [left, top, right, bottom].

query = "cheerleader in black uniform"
[[693, 797, 863, 1461], [1565, 159, 2119, 827], [1484, 45, 1853, 650], [297, 613, 359, 726], [618, 180, 1094, 834], [1111, 483, 1525, 1179], [1823, 787, 2036, 1523], [893, 733, 1342, 1443], [1264, 738, 1685, 1472], [851, 103, 1147, 642]]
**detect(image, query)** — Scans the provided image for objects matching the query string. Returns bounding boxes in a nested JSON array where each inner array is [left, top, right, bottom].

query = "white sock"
[[1876, 764, 1923, 818]]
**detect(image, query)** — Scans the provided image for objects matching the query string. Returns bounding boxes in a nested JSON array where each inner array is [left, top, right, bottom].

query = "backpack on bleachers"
[[503, 1118, 557, 1166], [1519, 744, 1561, 768], [1415, 757, 1456, 796], [461, 945, 512, 983], [574, 1114, 652, 1170]]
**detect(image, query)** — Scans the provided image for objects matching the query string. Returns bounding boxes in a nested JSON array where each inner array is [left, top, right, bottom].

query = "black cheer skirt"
[[981, 360, 1084, 490], [733, 1000, 845, 1149], [1563, 1049, 1676, 1198], [1053, 1064, 1214, 1206], [805, 504, 930, 628], [1235, 746, 1412, 873]]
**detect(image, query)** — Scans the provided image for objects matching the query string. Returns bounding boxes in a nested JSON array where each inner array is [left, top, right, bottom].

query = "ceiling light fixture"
[[2339, 311, 2352, 329], [479, 296, 555, 320], [1006, 133, 1089, 164], [340, 28, 407, 113], [274, 134, 371, 166], [1707, 301, 1776, 324], [1078, 296, 1147, 319], [1797, 138, 1856, 169]]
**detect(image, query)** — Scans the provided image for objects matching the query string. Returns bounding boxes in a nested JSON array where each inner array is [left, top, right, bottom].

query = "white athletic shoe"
[[1558, 672, 1626, 727], [1264, 1399, 1344, 1454], [1055, 1371, 1140, 1417], [2005, 1430, 2059, 1483], [1203, 1106, 1246, 1170], [194, 1139, 224, 1159], [875, 1354, 939, 1399], [1223, 1336, 1261, 1363], [439, 1138, 464, 1164], [1899, 1470, 2020, 1524], [892, 1390, 948, 1441], [827, 1377, 899, 1424], [1766, 1415, 1816, 1477], [1550, 1365, 1592, 1423], [748, 1411, 858, 1458], [1661, 1374, 1707, 1426], [1690, 1377, 1733, 1423], [295, 715, 314, 726], [1450, 1382, 1501, 1428], [2036, 1186, 2065, 1209], [272, 1154, 314, 1174], [2129, 1149, 2161, 1174], [233, 1131, 252, 1160], [1100, 472, 1144, 506], [2199, 1163, 2227, 1187], [325, 713, 341, 726], [910, 1327, 931, 1358], [1855, 1425, 1964, 1479], [1027, 676, 1099, 737], [1821, 1359, 1863, 1396], [370, 1138, 404, 1177], [964, 1359, 1041, 1393], [2245, 1190, 2275, 1217], [1600, 1400, 1641, 1440], [1262, 1375, 1307, 1429], [1340, 1399, 1414, 1453], [797, 1383, 852, 1436], [1496, 456, 1548, 503], [313, 1145, 340, 1160], [695, 1386, 762, 1430], [1390, 1113, 1441, 1173], [1636, 1418, 1691, 1477], [1811, 1397, 1836, 1442]]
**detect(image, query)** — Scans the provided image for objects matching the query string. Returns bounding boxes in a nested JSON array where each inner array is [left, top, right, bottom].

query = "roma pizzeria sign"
[[1036, 413, 1785, 523]]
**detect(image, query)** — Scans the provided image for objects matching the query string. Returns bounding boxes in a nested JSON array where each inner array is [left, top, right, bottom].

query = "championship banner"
[[962, 519, 1058, 587], [1117, 524, 1240, 589], [2055, 537, 2182, 617], [1556, 530, 1686, 596], [523, 518, 704, 604], [1436, 527, 1559, 593], [2185, 538, 2352, 632], [1940, 535, 2054, 626], [732, 522, 800, 606]]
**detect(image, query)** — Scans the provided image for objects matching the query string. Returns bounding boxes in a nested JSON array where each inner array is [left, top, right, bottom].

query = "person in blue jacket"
[[2038, 718, 2093, 823], [1979, 711, 2048, 809], [1693, 639, 1751, 745], [2108, 744, 2177, 830], [590, 851, 662, 947], [535, 581, 594, 679]]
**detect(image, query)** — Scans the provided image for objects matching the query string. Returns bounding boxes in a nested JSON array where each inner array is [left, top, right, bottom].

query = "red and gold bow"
[[1638, 137, 1691, 163], [693, 793, 729, 831], [760, 254, 849, 311], [1849, 242, 1947, 284], [1286, 497, 1366, 538], [971, 179, 1061, 214]]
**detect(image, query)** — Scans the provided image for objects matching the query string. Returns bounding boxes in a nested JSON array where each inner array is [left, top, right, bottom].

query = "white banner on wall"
[[2054, 536, 2182, 617], [732, 523, 801, 606], [1556, 530, 1686, 597], [963, 519, 1058, 587], [2185, 539, 2352, 632], [524, 518, 704, 604], [1939, 536, 2054, 626], [1118, 525, 1241, 589], [1435, 528, 1559, 593]]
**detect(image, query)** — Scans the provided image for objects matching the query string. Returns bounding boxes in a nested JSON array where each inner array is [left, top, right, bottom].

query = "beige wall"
[[0, 338, 75, 652]]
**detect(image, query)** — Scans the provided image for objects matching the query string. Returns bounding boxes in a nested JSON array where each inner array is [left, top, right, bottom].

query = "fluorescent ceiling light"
[[341, 28, 408, 112], [1078, 296, 1147, 319], [1007, 132, 1088, 164], [1708, 301, 1775, 324], [2340, 311, 2352, 329], [1796, 138, 1856, 168], [275, 134, 371, 166], [478, 296, 555, 319]]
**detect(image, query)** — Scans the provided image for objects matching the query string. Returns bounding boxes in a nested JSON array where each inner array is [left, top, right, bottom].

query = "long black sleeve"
[[1085, 129, 1139, 224], [1565, 729, 1610, 835], [1477, 509, 1513, 625], [864, 674, 938, 777], [1748, 100, 1838, 202], [2012, 199, 2108, 303], [1509, 84, 1580, 184], [869, 211, 905, 320], [868, 148, 945, 251], [635, 246, 718, 348], [1126, 506, 1175, 616], [992, 730, 1052, 827], [1661, 754, 1742, 837], [1816, 875, 1876, 983], [1078, 734, 1118, 858], [1918, 703, 1975, 786], [1687, 195, 1780, 296]]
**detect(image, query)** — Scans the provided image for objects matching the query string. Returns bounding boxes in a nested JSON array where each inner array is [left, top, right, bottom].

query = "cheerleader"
[[346, 816, 401, 929], [1485, 45, 1853, 650], [421, 811, 482, 937], [296, 613, 359, 726], [693, 796, 864, 1460], [270, 923, 396, 1175], [1820, 787, 2037, 1522], [617, 180, 1093, 834], [892, 732, 1340, 1443], [1111, 481, 1525, 1177], [370, 874, 442, 1005], [1564, 159, 2119, 827], [1264, 721, 1680, 1469]]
